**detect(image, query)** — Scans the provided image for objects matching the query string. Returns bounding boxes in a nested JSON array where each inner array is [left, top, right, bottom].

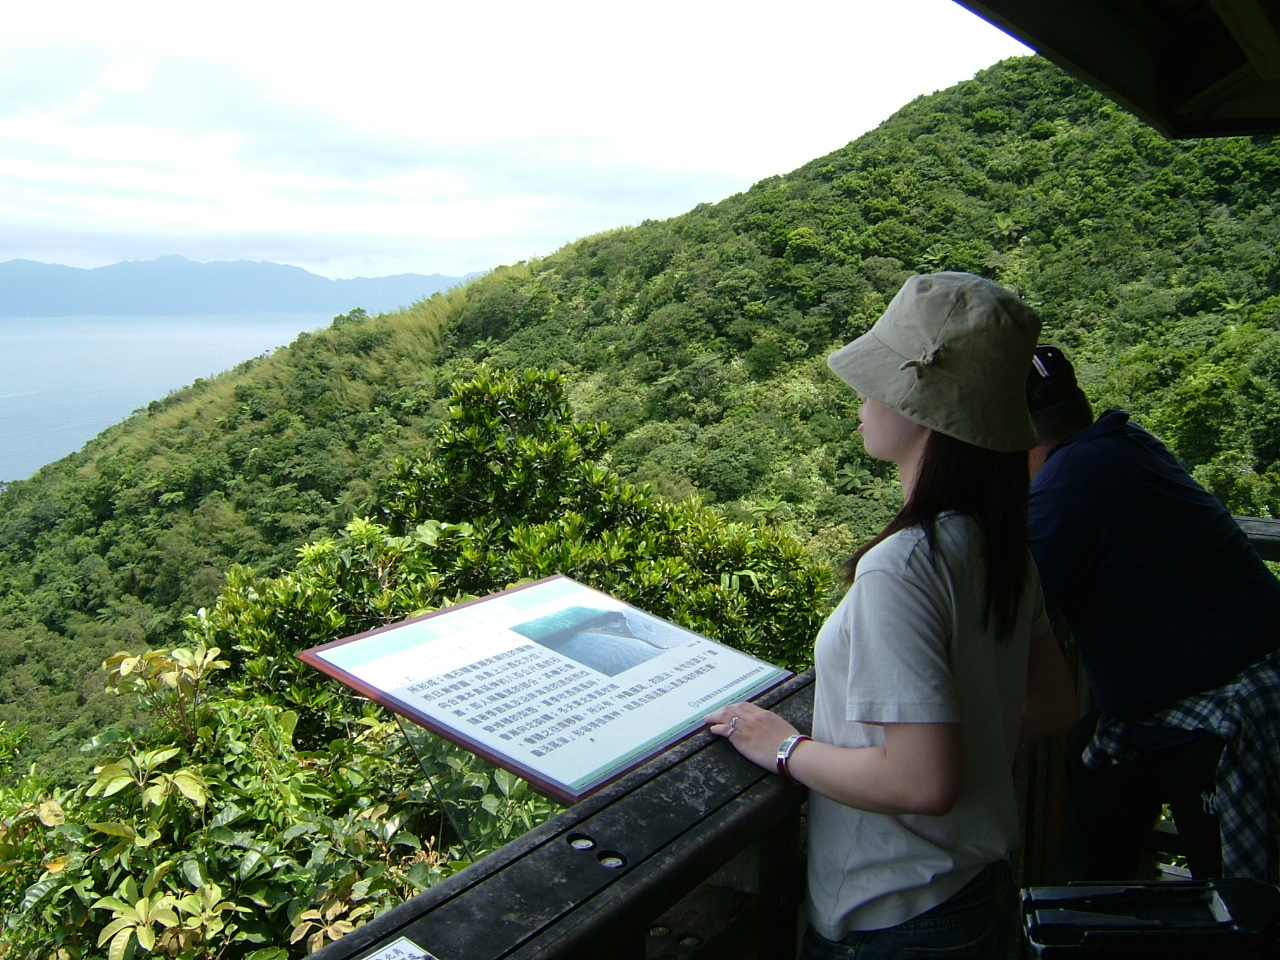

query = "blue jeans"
[[800, 860, 1016, 960]]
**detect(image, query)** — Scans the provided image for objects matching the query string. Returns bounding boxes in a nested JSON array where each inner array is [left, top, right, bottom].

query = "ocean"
[[0, 313, 333, 482]]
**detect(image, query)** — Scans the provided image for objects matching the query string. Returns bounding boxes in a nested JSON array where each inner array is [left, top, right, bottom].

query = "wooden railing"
[[1235, 516, 1280, 561], [314, 671, 813, 960], [312, 516, 1280, 960]]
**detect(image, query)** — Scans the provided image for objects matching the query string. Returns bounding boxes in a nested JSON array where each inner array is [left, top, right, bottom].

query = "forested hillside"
[[2, 54, 1279, 957]]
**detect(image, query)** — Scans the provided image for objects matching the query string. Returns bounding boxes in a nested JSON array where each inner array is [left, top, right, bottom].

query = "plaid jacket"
[[1084, 649, 1280, 882]]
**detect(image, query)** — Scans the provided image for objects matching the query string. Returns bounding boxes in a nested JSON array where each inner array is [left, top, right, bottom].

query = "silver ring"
[[727, 716, 740, 737]]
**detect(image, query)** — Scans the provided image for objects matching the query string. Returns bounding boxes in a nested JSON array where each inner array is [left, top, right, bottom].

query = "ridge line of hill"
[[0, 255, 481, 316]]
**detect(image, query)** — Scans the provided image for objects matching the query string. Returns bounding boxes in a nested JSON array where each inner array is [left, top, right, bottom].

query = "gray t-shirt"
[[807, 513, 1047, 937]]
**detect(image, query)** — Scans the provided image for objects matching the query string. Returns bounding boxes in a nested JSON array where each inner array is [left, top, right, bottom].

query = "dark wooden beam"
[[312, 672, 814, 960], [1238, 515, 1280, 561], [952, 0, 1280, 137]]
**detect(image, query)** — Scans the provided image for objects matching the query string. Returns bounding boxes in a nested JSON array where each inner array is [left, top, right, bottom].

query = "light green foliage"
[[0, 610, 538, 958], [103, 644, 231, 746]]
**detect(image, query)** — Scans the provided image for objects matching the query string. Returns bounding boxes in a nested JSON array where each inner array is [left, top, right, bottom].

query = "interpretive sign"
[[299, 575, 791, 803], [359, 938, 438, 960]]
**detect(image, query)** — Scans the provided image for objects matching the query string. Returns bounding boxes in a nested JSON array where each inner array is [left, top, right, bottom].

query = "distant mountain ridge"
[[0, 255, 479, 316]]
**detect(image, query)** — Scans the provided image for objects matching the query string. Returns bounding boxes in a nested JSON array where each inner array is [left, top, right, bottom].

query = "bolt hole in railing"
[[566, 832, 627, 868]]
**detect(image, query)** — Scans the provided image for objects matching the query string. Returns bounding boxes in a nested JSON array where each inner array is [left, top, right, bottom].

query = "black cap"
[[1026, 344, 1078, 412]]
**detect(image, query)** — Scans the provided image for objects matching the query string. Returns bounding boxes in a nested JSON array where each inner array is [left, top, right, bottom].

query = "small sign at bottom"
[[361, 937, 439, 960]]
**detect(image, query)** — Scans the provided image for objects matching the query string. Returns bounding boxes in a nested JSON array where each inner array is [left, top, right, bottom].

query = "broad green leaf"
[[171, 769, 208, 805], [36, 799, 64, 826], [209, 803, 246, 828], [142, 861, 173, 898], [279, 822, 318, 842], [181, 857, 208, 889], [22, 875, 63, 912], [143, 747, 181, 767], [107, 926, 133, 960], [238, 848, 268, 880], [90, 764, 133, 797], [494, 769, 519, 797], [98, 918, 135, 947], [89, 822, 138, 839], [406, 861, 436, 890], [391, 829, 422, 849]]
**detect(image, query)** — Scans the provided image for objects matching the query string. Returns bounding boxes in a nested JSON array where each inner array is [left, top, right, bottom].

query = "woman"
[[707, 272, 1075, 960]]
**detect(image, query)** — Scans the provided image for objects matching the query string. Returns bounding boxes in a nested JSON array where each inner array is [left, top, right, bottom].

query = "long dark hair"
[[842, 429, 1030, 639]]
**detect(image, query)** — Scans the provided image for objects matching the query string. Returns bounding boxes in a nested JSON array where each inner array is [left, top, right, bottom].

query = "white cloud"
[[0, 0, 1030, 278]]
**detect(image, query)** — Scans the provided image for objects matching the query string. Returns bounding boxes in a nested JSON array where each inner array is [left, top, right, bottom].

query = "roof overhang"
[[953, 0, 1280, 138]]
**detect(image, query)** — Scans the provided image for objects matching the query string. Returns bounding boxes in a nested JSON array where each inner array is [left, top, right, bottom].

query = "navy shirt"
[[1029, 410, 1280, 720]]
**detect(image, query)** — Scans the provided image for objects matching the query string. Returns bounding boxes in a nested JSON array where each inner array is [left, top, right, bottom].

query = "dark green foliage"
[[374, 369, 831, 669], [380, 367, 615, 535], [0, 369, 830, 958], [0, 303, 455, 778]]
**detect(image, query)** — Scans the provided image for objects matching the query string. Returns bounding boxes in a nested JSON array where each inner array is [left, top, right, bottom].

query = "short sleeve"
[[843, 564, 957, 724]]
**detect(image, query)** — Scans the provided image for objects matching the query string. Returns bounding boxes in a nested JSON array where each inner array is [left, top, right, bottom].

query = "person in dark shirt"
[[1027, 345, 1280, 880]]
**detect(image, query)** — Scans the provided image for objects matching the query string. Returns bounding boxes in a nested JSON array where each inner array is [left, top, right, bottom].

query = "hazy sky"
[[0, 1, 1030, 280]]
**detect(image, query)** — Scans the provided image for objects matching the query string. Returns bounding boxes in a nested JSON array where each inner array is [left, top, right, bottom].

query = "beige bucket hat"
[[828, 272, 1041, 452]]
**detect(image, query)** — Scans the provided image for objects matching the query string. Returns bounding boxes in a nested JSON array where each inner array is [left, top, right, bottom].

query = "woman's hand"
[[708, 706, 962, 815], [705, 701, 799, 774]]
